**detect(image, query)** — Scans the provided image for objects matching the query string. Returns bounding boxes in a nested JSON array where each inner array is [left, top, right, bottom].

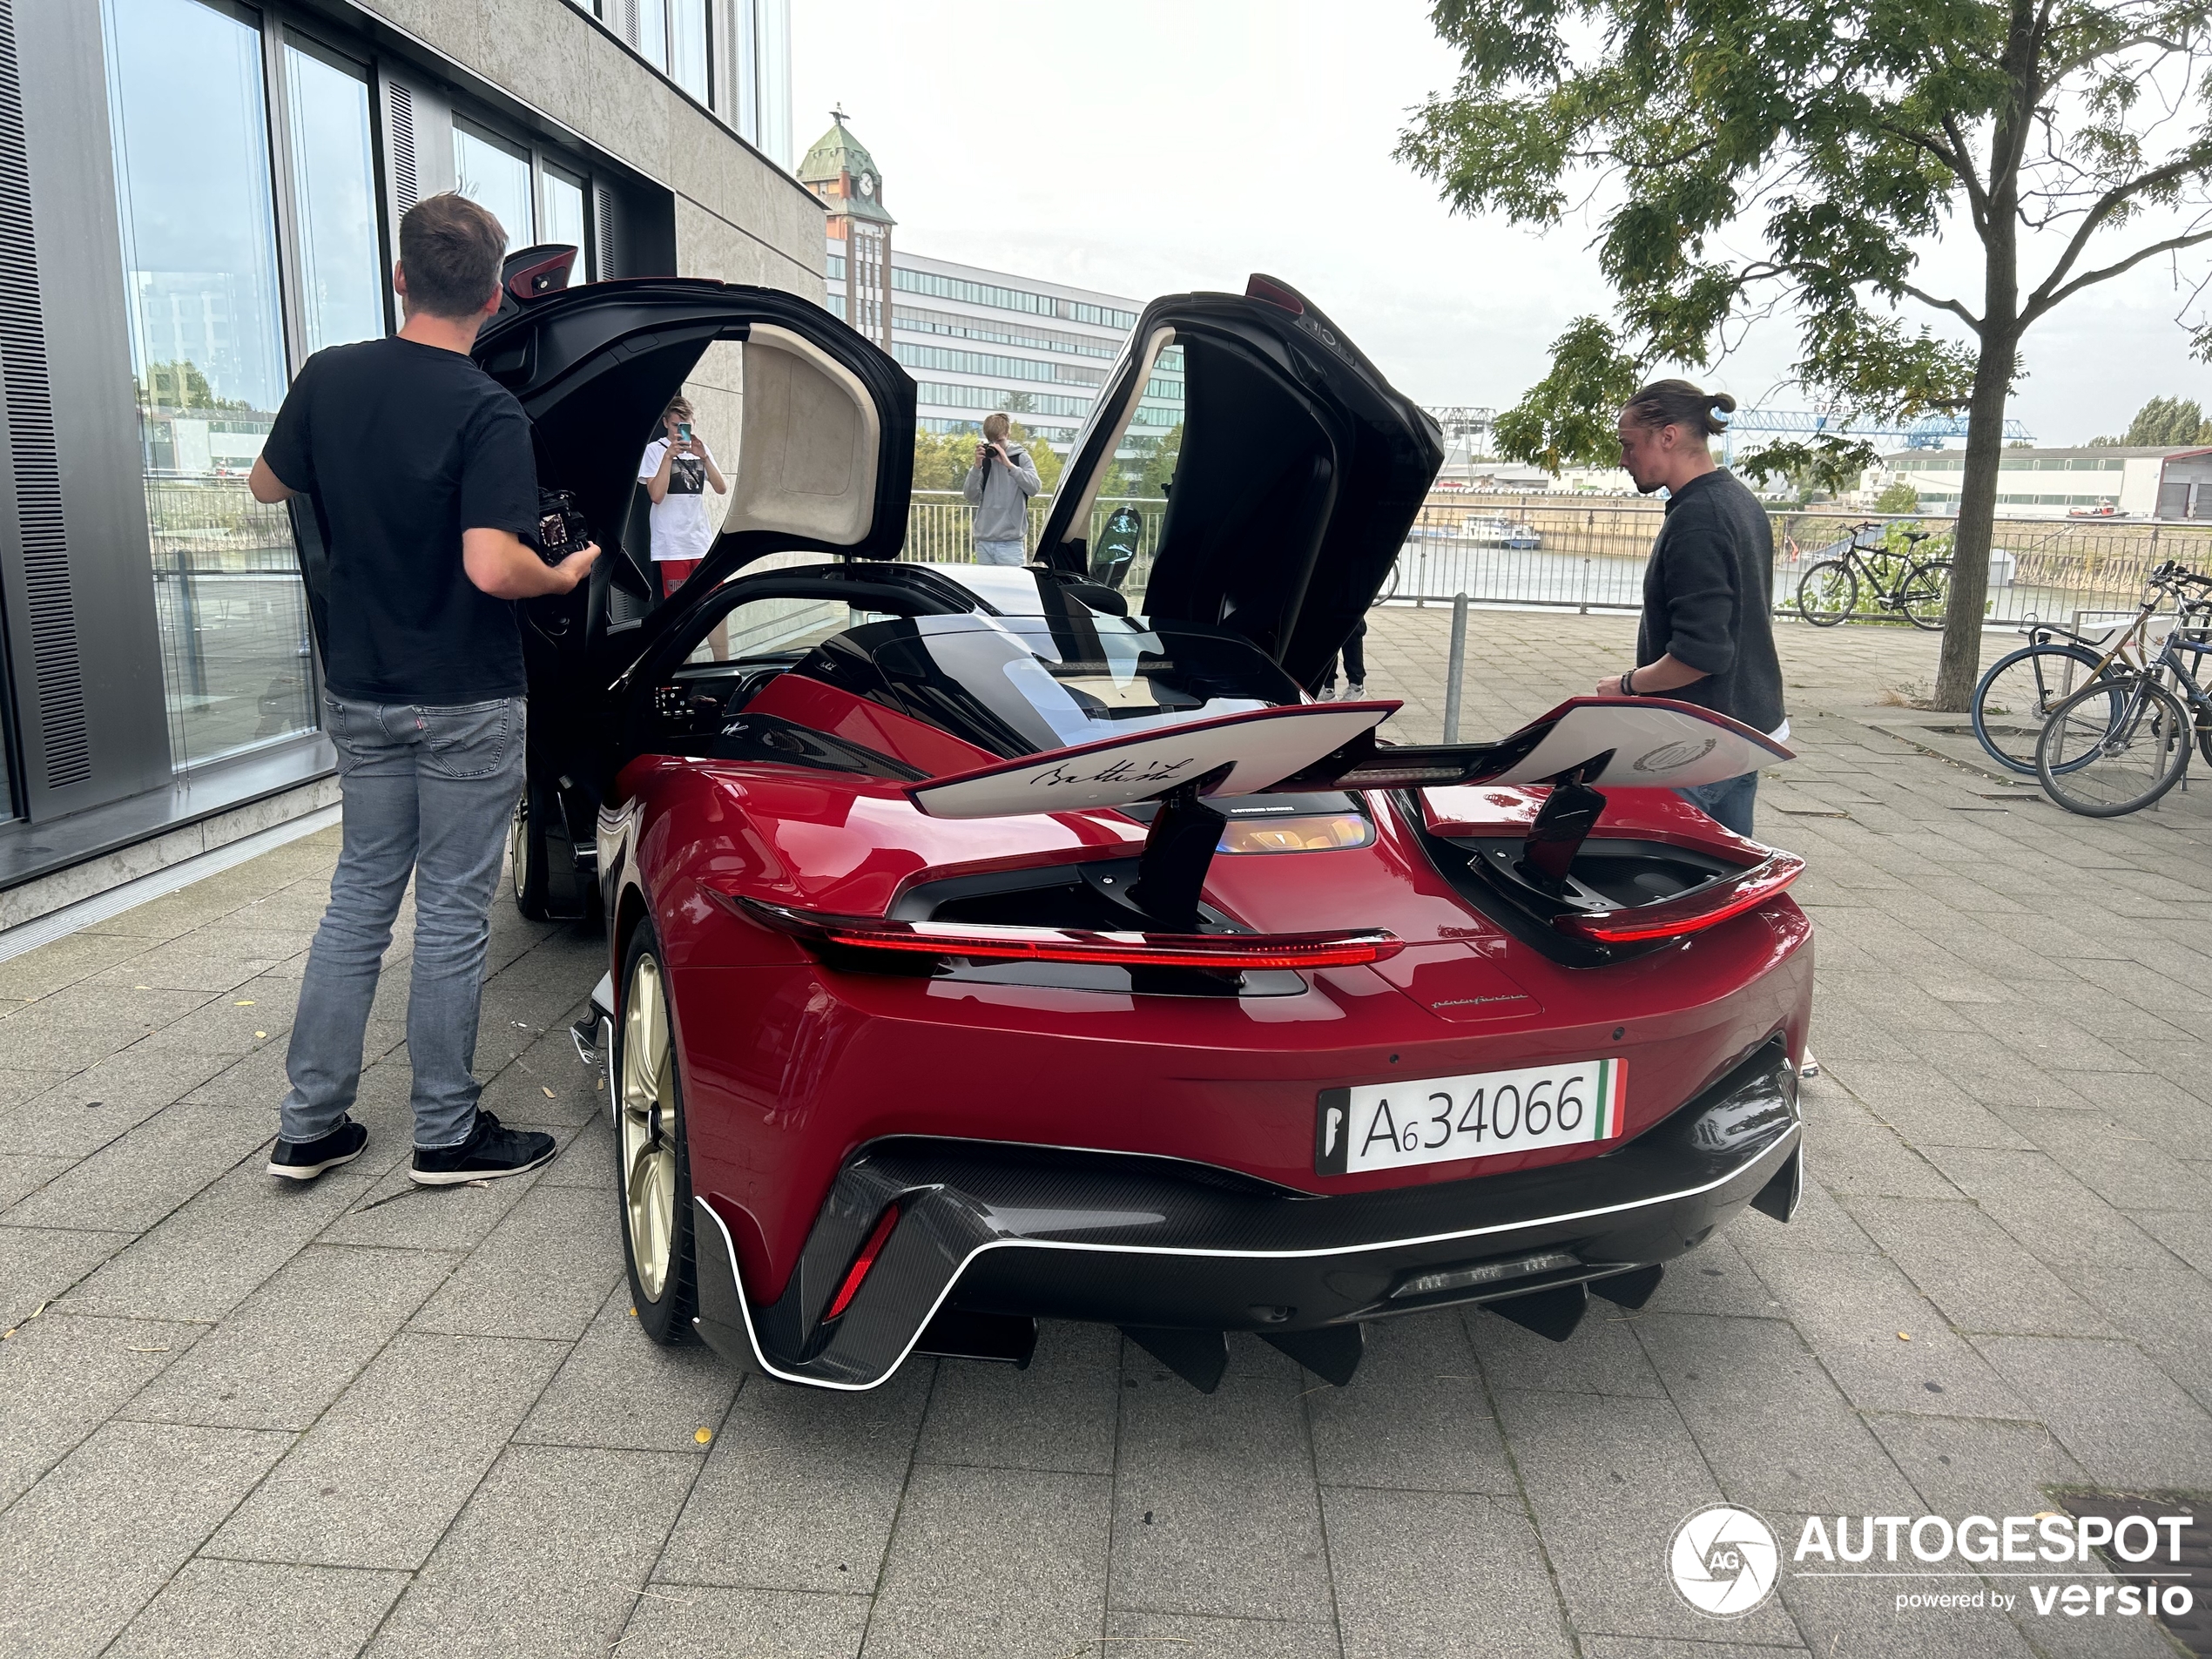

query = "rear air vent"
[[0, 0, 88, 790], [592, 183, 618, 279], [388, 83, 418, 213]]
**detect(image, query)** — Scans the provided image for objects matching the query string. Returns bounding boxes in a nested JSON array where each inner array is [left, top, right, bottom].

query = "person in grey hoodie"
[[962, 411, 1042, 565]]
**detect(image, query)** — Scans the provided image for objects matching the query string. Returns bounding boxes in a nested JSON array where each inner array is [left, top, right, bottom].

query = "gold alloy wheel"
[[509, 799, 529, 901], [620, 954, 679, 1301]]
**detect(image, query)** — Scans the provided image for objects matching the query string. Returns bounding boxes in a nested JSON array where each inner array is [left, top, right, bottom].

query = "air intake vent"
[[593, 182, 618, 279], [0, 0, 87, 790], [388, 82, 417, 213]]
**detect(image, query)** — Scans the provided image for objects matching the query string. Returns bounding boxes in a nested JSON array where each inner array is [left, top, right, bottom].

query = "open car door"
[[1033, 275, 1443, 692], [287, 250, 914, 919]]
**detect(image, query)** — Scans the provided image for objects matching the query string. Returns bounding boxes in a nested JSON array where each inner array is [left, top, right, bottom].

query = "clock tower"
[[799, 110, 895, 348]]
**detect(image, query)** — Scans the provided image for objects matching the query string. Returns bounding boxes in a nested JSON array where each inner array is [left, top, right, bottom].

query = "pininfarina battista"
[[289, 257, 1811, 1393]]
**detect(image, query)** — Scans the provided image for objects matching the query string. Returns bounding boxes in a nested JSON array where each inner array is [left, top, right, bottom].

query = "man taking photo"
[[961, 411, 1043, 566], [249, 192, 598, 1187]]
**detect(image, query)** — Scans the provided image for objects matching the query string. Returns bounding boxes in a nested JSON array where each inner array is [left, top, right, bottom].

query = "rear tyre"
[[509, 787, 554, 921], [1972, 643, 2105, 774], [2035, 674, 2192, 817], [1796, 560, 1857, 626], [1900, 558, 1951, 631], [615, 922, 698, 1345]]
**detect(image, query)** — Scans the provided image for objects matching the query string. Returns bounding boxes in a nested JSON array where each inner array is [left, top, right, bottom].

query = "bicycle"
[[2034, 574, 2212, 815], [1794, 523, 1952, 630], [1974, 562, 2212, 776]]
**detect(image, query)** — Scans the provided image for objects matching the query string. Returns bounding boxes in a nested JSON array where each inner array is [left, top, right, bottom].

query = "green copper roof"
[[799, 114, 894, 224], [800, 117, 875, 185]]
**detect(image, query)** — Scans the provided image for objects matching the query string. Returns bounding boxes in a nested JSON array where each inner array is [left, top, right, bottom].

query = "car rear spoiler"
[[903, 698, 1792, 931]]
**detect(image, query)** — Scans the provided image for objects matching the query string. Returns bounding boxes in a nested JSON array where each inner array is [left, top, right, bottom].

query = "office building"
[[0, 0, 818, 926], [799, 114, 1178, 449], [1868, 445, 2212, 518]]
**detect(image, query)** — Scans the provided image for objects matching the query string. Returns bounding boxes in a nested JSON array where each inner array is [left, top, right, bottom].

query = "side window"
[[681, 591, 897, 665]]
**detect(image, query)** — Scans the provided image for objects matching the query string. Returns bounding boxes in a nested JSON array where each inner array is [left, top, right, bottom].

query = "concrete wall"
[[354, 0, 825, 298]]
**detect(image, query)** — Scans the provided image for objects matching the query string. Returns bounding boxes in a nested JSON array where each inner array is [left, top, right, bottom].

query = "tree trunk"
[[1932, 335, 2018, 709], [1934, 0, 2032, 711]]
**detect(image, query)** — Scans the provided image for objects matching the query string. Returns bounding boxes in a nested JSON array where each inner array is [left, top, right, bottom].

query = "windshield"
[[802, 610, 1305, 759]]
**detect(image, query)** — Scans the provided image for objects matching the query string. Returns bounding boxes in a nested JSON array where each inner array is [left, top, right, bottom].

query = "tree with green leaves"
[[1399, 0, 2212, 708], [2089, 394, 2212, 445]]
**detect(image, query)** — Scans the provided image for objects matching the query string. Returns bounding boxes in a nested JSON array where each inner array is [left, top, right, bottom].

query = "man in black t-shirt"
[[249, 192, 598, 1188]]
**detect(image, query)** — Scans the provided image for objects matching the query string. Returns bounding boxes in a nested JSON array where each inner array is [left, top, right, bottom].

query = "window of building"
[[542, 164, 589, 268], [892, 266, 1056, 316], [104, 0, 316, 771], [893, 304, 1122, 359], [1062, 300, 1138, 329], [454, 118, 535, 249], [893, 342, 1105, 387], [671, 0, 711, 102], [914, 382, 1094, 419], [282, 37, 384, 354]]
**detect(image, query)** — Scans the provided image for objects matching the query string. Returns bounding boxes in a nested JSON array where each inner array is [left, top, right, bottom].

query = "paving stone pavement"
[[3, 604, 2209, 1658]]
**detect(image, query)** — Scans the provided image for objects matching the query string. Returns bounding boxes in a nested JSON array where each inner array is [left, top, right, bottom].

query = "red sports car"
[[299, 256, 1811, 1393]]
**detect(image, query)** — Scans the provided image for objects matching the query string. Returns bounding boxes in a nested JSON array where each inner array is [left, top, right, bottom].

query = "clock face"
[[858, 172, 875, 198]]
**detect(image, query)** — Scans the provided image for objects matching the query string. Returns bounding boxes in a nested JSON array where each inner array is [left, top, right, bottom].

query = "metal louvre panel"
[[387, 81, 417, 213], [592, 182, 618, 278], [0, 0, 86, 790]]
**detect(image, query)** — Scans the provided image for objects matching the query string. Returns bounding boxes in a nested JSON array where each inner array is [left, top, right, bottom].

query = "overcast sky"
[[791, 0, 2212, 448]]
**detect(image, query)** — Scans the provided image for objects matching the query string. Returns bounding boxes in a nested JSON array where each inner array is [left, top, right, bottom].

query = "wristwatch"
[[1618, 670, 1639, 696]]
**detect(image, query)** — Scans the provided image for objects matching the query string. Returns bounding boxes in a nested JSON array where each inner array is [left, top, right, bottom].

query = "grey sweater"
[[1635, 469, 1786, 734], [961, 444, 1042, 543]]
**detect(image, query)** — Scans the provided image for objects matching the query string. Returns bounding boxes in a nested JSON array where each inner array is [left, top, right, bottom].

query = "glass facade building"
[[0, 0, 816, 917]]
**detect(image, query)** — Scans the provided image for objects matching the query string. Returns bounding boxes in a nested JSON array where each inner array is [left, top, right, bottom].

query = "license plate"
[[1316, 1058, 1626, 1176]]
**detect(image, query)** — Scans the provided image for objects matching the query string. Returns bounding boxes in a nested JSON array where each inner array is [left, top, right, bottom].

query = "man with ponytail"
[[1594, 379, 1785, 839]]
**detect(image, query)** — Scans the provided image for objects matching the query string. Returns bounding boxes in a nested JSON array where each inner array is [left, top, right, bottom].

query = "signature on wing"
[[1028, 756, 1197, 789]]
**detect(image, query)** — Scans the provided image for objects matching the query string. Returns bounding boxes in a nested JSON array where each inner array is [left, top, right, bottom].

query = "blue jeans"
[[1676, 771, 1759, 839], [280, 694, 526, 1150], [974, 537, 1025, 566]]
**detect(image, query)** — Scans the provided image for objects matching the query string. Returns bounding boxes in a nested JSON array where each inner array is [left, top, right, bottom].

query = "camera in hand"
[[533, 489, 590, 566]]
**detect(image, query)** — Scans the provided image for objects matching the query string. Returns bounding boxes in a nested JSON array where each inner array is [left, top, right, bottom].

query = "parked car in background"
[[291, 263, 1814, 1397]]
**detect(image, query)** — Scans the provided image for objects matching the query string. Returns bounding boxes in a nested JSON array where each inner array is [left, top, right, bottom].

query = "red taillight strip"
[[728, 894, 1404, 970], [826, 1205, 901, 1320], [1554, 852, 1805, 944]]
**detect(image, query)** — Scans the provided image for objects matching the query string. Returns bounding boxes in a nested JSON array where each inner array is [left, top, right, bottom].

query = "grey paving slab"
[[0, 1224, 131, 1326], [406, 1180, 623, 1341], [615, 1587, 869, 1659], [2131, 1207, 2212, 1274], [1798, 1110, 1959, 1202], [104, 1561, 408, 1659], [534, 1109, 613, 1185], [1744, 1163, 1879, 1254], [1467, 1291, 1669, 1398], [1306, 1309, 1516, 1494], [1862, 1412, 2091, 1521], [1580, 1641, 1806, 1657], [1639, 1232, 1790, 1319], [0, 1151, 73, 1210], [365, 1444, 699, 1659], [0, 1067, 69, 1110], [914, 1317, 1120, 1475], [0, 930, 152, 1001], [0, 986, 213, 1069], [0, 1420, 292, 1659], [0, 1311, 204, 1507], [1109, 1338, 1333, 1622], [1915, 1146, 2180, 1270], [1777, 1562, 2040, 1659], [1491, 1387, 1804, 1648], [316, 1150, 545, 1251], [84, 930, 312, 995], [205, 1331, 568, 1569], [516, 1280, 741, 1453], [654, 1362, 932, 1593], [1098, 1610, 1344, 1657], [0, 1048, 236, 1160], [860, 1462, 1109, 1658], [1970, 1332, 2212, 1488], [1744, 1247, 2027, 1419], [3, 1102, 280, 1235], [1838, 1197, 2116, 1337], [122, 1243, 458, 1431], [1636, 1311, 1921, 1514], [1993, 1102, 2212, 1212], [1323, 1486, 1574, 1659], [63, 1148, 386, 1324]]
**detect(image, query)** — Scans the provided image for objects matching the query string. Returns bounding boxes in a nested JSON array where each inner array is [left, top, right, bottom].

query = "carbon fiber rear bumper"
[[691, 1036, 1802, 1391]]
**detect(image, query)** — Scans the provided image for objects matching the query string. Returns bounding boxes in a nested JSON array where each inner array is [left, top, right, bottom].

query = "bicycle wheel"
[[2035, 674, 2193, 816], [1797, 559, 1857, 626], [1972, 643, 2107, 774], [1900, 558, 1951, 631]]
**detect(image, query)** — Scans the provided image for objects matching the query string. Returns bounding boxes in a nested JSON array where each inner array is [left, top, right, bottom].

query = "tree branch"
[[2027, 152, 2212, 307], [1939, 113, 1990, 227], [1898, 281, 1985, 332], [2028, 225, 2212, 320]]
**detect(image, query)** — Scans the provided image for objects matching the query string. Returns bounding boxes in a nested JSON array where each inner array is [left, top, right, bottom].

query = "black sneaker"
[[409, 1108, 556, 1186], [268, 1117, 368, 1182]]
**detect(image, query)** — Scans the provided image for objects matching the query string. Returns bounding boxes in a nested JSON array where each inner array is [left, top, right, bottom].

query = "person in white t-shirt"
[[637, 397, 727, 597]]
